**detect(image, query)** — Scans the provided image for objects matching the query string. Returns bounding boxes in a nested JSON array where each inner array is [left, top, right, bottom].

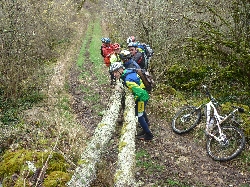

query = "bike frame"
[[205, 101, 225, 141], [203, 100, 239, 144]]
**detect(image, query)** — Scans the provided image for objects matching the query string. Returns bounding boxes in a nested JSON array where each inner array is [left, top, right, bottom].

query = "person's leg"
[[135, 100, 153, 140], [136, 101, 149, 123], [138, 115, 150, 133], [142, 101, 150, 125], [143, 111, 149, 125]]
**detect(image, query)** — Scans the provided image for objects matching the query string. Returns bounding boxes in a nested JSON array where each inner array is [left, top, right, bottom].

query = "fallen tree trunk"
[[114, 90, 137, 186], [66, 85, 123, 187]]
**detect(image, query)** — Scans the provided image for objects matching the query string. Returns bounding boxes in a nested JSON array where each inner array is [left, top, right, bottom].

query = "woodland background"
[[0, 0, 250, 186], [1, 0, 249, 135]]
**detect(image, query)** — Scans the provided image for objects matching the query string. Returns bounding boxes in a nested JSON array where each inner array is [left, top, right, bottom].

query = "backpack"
[[137, 43, 154, 59], [132, 51, 146, 69], [125, 68, 155, 93], [136, 69, 155, 93]]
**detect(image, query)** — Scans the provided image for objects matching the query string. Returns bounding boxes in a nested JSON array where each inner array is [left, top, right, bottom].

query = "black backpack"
[[124, 68, 155, 93]]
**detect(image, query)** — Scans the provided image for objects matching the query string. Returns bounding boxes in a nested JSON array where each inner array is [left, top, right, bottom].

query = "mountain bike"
[[171, 85, 246, 161]]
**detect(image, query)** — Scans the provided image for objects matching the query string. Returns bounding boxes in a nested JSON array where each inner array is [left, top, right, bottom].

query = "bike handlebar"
[[202, 85, 222, 107], [232, 106, 245, 113], [202, 85, 245, 114]]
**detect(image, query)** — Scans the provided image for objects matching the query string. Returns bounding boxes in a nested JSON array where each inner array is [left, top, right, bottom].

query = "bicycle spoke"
[[207, 126, 245, 161], [172, 106, 201, 134]]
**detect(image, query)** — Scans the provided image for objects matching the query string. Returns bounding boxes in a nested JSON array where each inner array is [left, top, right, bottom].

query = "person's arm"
[[100, 46, 105, 57], [110, 54, 117, 63]]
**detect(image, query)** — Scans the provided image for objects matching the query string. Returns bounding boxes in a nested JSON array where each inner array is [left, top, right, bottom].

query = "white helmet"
[[126, 36, 136, 44], [119, 50, 132, 60], [109, 62, 124, 73]]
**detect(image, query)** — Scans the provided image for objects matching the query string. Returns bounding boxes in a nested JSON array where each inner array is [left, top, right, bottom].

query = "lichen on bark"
[[114, 90, 137, 187]]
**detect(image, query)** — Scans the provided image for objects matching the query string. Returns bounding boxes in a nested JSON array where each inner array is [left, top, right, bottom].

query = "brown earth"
[[69, 62, 250, 187]]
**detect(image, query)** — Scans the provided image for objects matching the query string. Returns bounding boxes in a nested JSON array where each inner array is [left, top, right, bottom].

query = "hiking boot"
[[136, 130, 146, 136], [137, 132, 153, 141]]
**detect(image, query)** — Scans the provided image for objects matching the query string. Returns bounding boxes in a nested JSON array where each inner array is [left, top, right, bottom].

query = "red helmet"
[[126, 36, 136, 44], [113, 43, 121, 50]]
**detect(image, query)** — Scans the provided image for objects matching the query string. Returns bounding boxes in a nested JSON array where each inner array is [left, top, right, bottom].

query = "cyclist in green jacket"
[[109, 62, 153, 140]]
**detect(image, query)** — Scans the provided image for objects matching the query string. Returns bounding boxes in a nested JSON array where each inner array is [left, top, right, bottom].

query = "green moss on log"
[[0, 149, 70, 186]]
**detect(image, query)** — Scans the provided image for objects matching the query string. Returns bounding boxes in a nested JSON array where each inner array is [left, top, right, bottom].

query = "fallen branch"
[[114, 90, 137, 186], [35, 136, 59, 187], [66, 85, 123, 186]]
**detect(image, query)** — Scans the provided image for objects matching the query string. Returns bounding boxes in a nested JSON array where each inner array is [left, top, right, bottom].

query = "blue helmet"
[[127, 42, 138, 48], [101, 37, 111, 43]]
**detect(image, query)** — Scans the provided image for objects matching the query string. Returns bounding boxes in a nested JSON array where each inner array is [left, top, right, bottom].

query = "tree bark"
[[114, 90, 137, 187]]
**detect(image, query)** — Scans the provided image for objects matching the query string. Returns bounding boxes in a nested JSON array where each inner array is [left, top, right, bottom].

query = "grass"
[[77, 17, 108, 85], [76, 22, 93, 68], [56, 96, 71, 111], [74, 17, 109, 118], [89, 18, 108, 84], [136, 149, 165, 173], [79, 71, 90, 79], [0, 91, 46, 125]]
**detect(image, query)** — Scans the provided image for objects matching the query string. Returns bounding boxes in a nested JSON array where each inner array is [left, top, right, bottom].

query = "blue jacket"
[[121, 69, 149, 102], [123, 59, 140, 70]]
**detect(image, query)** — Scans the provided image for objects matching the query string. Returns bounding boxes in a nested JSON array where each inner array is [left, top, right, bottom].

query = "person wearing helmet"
[[110, 43, 121, 63], [128, 42, 146, 70], [100, 37, 114, 67], [119, 49, 140, 70], [126, 36, 136, 44], [109, 62, 154, 141], [109, 43, 121, 85]]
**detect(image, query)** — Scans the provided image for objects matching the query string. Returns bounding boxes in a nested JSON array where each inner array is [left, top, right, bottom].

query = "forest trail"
[[1, 2, 249, 187], [43, 8, 250, 187]]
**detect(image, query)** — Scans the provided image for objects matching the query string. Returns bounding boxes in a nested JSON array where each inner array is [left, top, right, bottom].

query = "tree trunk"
[[114, 90, 137, 186]]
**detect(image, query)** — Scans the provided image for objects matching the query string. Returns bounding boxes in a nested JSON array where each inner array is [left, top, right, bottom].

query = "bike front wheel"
[[172, 106, 201, 134], [206, 126, 245, 161]]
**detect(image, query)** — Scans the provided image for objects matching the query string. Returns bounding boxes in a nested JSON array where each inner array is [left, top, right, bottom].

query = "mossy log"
[[66, 86, 123, 187], [114, 90, 137, 186]]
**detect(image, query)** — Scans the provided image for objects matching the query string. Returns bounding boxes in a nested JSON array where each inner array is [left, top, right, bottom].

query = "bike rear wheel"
[[172, 106, 201, 134], [206, 126, 245, 161]]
